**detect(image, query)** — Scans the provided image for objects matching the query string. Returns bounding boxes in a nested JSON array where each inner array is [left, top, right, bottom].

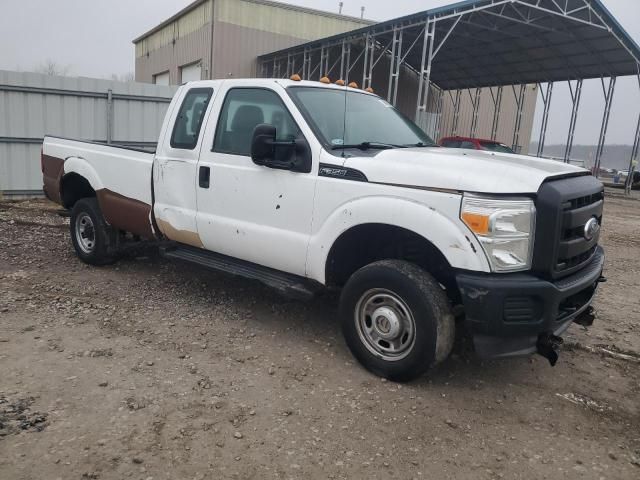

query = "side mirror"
[[251, 124, 312, 174]]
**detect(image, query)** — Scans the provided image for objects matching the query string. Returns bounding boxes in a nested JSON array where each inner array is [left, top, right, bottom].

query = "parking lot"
[[0, 193, 639, 480]]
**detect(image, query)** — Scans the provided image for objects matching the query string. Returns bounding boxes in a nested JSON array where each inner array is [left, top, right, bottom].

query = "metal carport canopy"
[[258, 0, 640, 90]]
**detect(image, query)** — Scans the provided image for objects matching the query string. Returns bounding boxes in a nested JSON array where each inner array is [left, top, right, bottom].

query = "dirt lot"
[[0, 192, 639, 480]]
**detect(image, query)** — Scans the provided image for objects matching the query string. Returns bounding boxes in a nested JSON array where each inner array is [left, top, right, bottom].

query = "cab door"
[[153, 86, 216, 246], [195, 81, 320, 277]]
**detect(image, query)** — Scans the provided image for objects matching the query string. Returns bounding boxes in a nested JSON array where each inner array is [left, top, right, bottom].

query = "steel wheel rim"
[[75, 213, 96, 254], [355, 288, 416, 361]]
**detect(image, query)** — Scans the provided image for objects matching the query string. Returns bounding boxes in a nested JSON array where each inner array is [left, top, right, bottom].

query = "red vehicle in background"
[[440, 136, 515, 154]]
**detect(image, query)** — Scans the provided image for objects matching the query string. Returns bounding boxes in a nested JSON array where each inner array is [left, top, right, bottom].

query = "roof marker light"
[[365, 87, 375, 94], [290, 74, 302, 81], [348, 81, 359, 89], [335, 79, 346, 86], [320, 76, 331, 84]]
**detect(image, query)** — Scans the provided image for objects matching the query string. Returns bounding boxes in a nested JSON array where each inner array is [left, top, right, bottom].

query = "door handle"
[[199, 166, 210, 188]]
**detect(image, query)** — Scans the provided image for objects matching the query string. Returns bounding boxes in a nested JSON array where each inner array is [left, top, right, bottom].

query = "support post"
[[339, 40, 347, 80], [106, 89, 113, 145], [593, 77, 617, 175], [626, 111, 640, 194], [319, 47, 327, 79], [490, 86, 503, 141], [511, 84, 526, 153], [344, 43, 352, 83], [362, 34, 372, 88], [286, 53, 293, 78], [415, 19, 436, 121], [536, 82, 553, 157], [451, 90, 461, 136], [434, 87, 445, 141], [303, 49, 310, 80], [387, 27, 404, 105], [469, 87, 482, 138], [564, 79, 583, 163]]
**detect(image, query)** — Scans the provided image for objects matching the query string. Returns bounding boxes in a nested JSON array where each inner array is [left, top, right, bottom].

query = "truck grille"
[[532, 175, 604, 280]]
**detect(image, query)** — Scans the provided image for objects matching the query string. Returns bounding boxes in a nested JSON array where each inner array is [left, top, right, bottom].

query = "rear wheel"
[[340, 260, 454, 382], [70, 198, 118, 265]]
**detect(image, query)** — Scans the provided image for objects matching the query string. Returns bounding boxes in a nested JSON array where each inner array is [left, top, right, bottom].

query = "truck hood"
[[342, 147, 587, 194]]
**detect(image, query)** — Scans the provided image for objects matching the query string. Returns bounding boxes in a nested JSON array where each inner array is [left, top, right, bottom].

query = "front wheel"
[[70, 198, 118, 265], [340, 260, 455, 382]]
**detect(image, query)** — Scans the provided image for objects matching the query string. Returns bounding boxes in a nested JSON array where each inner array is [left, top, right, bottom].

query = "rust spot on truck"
[[42, 155, 65, 204], [96, 189, 154, 239], [156, 219, 204, 249]]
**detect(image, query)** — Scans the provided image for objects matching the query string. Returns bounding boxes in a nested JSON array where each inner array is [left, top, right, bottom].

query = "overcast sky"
[[0, 0, 638, 145]]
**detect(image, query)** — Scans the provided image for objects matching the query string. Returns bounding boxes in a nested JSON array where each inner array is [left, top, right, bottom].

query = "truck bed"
[[42, 135, 155, 238]]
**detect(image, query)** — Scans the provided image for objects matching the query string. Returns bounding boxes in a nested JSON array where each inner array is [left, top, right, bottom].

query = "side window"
[[460, 141, 476, 149], [171, 88, 213, 150], [442, 140, 461, 148], [213, 88, 300, 156]]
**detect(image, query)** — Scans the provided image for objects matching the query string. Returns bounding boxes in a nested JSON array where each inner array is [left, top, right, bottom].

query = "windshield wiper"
[[331, 142, 405, 151], [402, 142, 438, 148]]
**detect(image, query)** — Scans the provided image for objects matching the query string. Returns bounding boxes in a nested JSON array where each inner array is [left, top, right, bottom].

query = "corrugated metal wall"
[[0, 70, 177, 195]]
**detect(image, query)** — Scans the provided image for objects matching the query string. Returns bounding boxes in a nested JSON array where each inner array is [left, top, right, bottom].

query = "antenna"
[[341, 81, 348, 158], [361, 6, 365, 19], [338, 2, 343, 14]]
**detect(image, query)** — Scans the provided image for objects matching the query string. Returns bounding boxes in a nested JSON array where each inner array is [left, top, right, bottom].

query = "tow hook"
[[574, 306, 596, 327], [537, 333, 564, 366], [597, 275, 607, 283]]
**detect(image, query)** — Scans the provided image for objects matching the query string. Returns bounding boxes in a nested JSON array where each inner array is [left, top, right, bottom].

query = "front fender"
[[63, 157, 105, 191], [306, 195, 489, 284]]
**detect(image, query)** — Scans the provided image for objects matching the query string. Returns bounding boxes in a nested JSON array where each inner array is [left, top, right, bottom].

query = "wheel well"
[[61, 173, 96, 209], [325, 224, 458, 298]]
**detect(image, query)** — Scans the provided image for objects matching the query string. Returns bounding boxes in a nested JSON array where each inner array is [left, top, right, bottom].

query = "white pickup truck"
[[42, 78, 605, 381]]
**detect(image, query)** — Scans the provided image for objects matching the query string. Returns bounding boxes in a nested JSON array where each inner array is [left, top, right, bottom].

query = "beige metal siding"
[[216, 0, 368, 40], [212, 22, 307, 78], [135, 1, 211, 58], [134, 0, 370, 84], [135, 27, 211, 84]]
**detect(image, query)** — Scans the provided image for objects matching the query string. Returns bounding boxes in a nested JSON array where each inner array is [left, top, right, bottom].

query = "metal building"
[[133, 0, 372, 85]]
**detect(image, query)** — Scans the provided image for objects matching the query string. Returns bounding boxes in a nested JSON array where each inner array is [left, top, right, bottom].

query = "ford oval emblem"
[[584, 217, 600, 241]]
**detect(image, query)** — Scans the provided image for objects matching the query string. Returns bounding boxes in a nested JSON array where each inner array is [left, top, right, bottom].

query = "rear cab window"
[[171, 88, 214, 150]]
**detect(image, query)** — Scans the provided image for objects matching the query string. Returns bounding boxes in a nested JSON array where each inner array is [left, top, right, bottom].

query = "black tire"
[[70, 198, 119, 265], [340, 260, 455, 382]]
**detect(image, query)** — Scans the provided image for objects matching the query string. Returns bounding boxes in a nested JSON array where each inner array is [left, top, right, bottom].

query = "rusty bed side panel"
[[42, 155, 65, 204], [96, 189, 154, 239]]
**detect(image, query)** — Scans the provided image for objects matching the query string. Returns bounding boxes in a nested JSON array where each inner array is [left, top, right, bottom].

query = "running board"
[[161, 245, 321, 301]]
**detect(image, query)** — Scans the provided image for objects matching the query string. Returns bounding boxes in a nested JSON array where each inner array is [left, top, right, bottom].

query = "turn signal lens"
[[461, 212, 489, 235]]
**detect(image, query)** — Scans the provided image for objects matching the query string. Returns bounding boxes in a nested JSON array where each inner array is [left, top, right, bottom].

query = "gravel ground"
[[0, 193, 639, 480]]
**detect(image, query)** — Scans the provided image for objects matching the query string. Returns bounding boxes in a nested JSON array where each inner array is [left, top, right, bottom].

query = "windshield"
[[287, 86, 435, 150], [479, 141, 514, 154]]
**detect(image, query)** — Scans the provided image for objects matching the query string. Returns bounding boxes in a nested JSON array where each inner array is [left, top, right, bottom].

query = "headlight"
[[461, 195, 535, 272]]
